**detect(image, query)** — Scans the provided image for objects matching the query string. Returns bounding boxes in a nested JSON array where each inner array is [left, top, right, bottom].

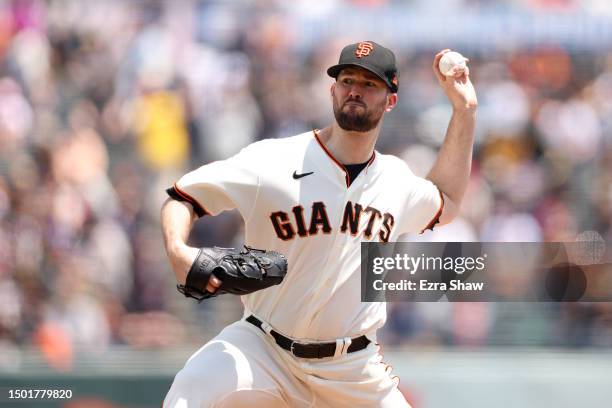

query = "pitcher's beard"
[[333, 100, 384, 132]]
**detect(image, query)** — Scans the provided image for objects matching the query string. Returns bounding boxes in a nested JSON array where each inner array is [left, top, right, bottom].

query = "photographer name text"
[[373, 279, 484, 291]]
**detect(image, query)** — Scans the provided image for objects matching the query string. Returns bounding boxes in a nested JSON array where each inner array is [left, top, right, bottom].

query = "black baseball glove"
[[177, 246, 288, 302]]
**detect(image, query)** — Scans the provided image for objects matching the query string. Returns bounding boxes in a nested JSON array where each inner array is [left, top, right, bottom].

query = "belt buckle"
[[289, 341, 296, 355]]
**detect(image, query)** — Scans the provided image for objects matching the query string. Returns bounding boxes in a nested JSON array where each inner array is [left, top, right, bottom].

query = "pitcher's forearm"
[[427, 108, 476, 206], [161, 198, 197, 284]]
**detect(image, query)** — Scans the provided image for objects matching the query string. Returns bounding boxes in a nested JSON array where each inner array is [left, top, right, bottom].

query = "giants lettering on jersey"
[[270, 201, 395, 242]]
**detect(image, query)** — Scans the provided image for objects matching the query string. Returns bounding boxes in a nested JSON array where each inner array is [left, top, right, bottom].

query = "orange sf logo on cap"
[[355, 41, 374, 58], [391, 74, 398, 87]]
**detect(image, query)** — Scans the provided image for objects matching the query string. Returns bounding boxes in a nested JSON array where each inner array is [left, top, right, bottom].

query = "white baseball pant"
[[163, 317, 410, 407]]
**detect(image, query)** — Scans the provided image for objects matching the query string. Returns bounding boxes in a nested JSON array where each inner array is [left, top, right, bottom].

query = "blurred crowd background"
[[0, 0, 612, 373]]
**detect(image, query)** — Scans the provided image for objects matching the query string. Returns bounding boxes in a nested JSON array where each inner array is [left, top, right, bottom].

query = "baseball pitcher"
[[161, 42, 477, 407]]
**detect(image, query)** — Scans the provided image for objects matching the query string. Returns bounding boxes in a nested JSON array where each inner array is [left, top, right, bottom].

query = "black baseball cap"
[[327, 41, 399, 93]]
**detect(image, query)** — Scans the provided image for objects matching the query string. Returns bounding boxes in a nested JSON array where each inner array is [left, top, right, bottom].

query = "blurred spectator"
[[0, 0, 611, 371]]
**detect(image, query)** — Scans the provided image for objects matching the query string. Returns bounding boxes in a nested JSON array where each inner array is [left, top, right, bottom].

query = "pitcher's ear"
[[385, 93, 398, 112]]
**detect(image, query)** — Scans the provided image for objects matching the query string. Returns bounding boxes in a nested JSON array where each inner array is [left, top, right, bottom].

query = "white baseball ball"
[[439, 51, 467, 76]]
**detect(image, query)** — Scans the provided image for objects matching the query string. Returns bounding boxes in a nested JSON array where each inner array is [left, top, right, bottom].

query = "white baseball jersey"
[[172, 130, 443, 341]]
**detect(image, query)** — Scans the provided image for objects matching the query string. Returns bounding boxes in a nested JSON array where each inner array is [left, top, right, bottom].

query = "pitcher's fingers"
[[456, 65, 470, 78], [433, 49, 451, 69], [453, 65, 466, 78], [433, 49, 451, 81], [435, 48, 451, 58], [206, 275, 222, 293]]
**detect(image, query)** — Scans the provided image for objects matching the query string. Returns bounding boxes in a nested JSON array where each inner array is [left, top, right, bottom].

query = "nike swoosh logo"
[[293, 171, 314, 180]]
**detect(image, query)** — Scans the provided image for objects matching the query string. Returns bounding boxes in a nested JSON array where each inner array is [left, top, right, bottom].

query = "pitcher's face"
[[331, 67, 395, 132]]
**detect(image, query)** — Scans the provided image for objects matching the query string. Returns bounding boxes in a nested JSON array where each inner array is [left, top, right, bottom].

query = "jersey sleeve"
[[167, 145, 260, 219], [398, 173, 445, 235]]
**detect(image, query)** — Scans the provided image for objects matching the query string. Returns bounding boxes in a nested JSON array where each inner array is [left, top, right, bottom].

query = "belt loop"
[[334, 339, 344, 358], [333, 337, 353, 359], [333, 338, 343, 359], [341, 337, 352, 356], [260, 321, 273, 337]]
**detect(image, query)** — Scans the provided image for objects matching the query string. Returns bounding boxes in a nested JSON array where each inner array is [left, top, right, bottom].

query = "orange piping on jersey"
[[313, 129, 376, 188], [365, 150, 376, 173], [313, 129, 350, 187], [173, 183, 210, 217], [420, 187, 445, 234]]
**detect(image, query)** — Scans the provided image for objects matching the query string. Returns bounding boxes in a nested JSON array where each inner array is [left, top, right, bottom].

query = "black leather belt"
[[246, 315, 370, 359]]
